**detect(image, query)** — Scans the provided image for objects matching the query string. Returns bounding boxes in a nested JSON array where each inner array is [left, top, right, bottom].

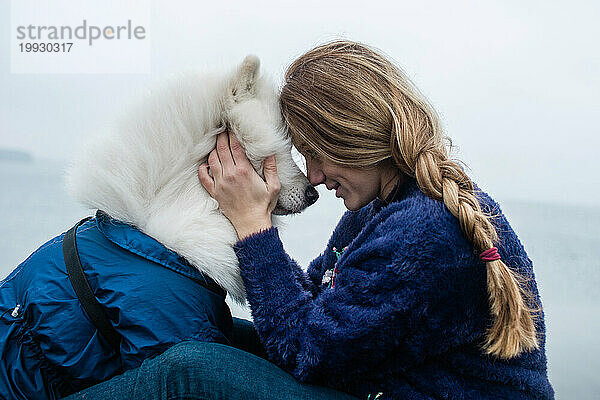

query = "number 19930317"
[[19, 42, 73, 52]]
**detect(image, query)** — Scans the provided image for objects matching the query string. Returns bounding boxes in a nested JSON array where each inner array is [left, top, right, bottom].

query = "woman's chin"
[[342, 197, 359, 211], [342, 194, 374, 211]]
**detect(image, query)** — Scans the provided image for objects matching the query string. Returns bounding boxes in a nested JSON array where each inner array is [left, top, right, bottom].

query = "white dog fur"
[[66, 55, 315, 304]]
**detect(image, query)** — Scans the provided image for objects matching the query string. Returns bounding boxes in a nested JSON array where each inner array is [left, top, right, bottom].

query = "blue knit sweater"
[[233, 178, 554, 399]]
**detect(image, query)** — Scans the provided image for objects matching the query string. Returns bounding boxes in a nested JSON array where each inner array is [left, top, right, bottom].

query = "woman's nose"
[[306, 160, 325, 186]]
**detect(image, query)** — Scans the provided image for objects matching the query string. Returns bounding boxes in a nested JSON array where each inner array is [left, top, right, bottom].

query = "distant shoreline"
[[0, 148, 33, 162]]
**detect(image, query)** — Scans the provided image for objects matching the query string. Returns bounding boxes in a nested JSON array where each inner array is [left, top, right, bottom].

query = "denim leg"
[[63, 341, 360, 400], [230, 317, 267, 359]]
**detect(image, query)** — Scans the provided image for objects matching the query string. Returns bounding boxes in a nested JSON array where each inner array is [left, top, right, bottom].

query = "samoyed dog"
[[66, 55, 318, 304]]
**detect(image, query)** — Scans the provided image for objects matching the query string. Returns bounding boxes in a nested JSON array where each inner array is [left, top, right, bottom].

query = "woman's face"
[[302, 152, 399, 211]]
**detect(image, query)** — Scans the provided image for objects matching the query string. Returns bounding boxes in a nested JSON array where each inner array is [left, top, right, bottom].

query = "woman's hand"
[[198, 130, 281, 240]]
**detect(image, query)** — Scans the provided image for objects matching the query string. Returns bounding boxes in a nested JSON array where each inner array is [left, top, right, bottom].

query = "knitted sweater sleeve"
[[289, 252, 322, 296], [233, 199, 485, 387]]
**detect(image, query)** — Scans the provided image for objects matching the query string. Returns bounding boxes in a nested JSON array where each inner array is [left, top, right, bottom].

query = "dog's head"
[[223, 55, 318, 215]]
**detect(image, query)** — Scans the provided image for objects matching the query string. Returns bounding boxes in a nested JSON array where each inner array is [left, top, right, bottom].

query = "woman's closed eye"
[[303, 148, 318, 160]]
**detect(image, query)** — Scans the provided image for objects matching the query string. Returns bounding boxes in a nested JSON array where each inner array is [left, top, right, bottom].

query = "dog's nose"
[[305, 185, 319, 206]]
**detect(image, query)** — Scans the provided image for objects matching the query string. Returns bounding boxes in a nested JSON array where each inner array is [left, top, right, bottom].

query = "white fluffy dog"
[[66, 55, 318, 304]]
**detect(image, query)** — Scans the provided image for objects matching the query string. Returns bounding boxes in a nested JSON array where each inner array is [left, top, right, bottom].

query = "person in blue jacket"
[[67, 39, 553, 399]]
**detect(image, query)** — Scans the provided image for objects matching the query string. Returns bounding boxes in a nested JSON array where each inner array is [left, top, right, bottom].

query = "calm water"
[[1, 159, 598, 399]]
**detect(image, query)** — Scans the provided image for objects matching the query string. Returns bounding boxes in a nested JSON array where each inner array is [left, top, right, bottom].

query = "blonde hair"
[[280, 39, 539, 359]]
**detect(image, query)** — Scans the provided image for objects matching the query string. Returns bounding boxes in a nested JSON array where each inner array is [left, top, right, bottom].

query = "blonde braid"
[[391, 103, 539, 358]]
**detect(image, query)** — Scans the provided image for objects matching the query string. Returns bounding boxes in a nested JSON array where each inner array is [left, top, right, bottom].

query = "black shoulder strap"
[[63, 216, 122, 354]]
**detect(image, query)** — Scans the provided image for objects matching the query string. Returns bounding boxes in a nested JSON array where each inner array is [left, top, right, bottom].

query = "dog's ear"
[[232, 54, 260, 99]]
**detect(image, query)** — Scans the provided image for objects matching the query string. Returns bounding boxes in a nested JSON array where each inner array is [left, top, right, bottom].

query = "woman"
[[67, 40, 553, 399]]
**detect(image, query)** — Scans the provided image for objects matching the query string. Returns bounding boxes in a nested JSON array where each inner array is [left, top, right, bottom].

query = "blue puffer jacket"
[[0, 210, 233, 399]]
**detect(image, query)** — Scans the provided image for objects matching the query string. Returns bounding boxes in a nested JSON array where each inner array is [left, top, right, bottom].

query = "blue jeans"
[[63, 318, 359, 399]]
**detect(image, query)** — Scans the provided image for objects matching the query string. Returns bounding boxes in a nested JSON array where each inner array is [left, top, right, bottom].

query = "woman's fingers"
[[216, 130, 235, 169], [197, 163, 214, 196], [207, 148, 222, 178], [200, 132, 280, 210], [228, 132, 252, 169], [263, 155, 281, 196], [197, 142, 280, 238]]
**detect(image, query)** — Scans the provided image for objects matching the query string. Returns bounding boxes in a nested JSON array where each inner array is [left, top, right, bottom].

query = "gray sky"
[[1, 0, 598, 206]]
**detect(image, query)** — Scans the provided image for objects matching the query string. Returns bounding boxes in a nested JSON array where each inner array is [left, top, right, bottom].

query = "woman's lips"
[[334, 183, 341, 197], [326, 182, 342, 197]]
